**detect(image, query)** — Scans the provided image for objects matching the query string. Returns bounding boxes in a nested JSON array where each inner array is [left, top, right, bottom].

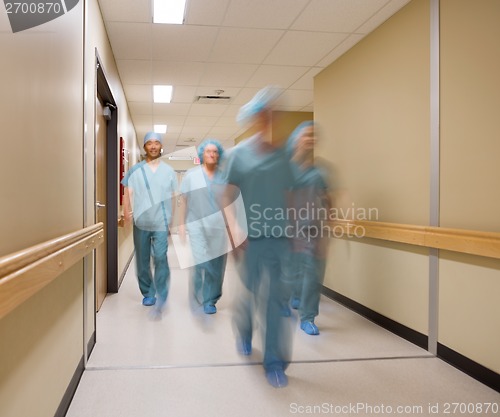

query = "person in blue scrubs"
[[178, 139, 228, 314], [222, 86, 295, 388], [122, 132, 177, 310], [286, 121, 333, 335]]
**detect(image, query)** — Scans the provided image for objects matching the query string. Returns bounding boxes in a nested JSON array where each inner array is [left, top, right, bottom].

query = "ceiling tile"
[[98, 0, 411, 146], [152, 115, 186, 125], [289, 67, 324, 90], [356, 0, 412, 34], [199, 63, 258, 87], [264, 31, 348, 66], [189, 104, 229, 117], [209, 28, 284, 64], [179, 126, 211, 138], [152, 61, 205, 85], [172, 86, 198, 104], [128, 101, 153, 115], [123, 84, 152, 102], [106, 22, 152, 60], [152, 25, 219, 61], [222, 0, 309, 29], [291, 0, 389, 33], [116, 60, 152, 84], [98, 0, 151, 23], [282, 89, 314, 108], [315, 34, 365, 67], [185, 116, 221, 127], [153, 103, 191, 116], [184, 0, 231, 26], [246, 65, 310, 89]]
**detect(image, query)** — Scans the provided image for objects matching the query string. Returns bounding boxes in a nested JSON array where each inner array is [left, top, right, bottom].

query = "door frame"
[[95, 51, 119, 293]]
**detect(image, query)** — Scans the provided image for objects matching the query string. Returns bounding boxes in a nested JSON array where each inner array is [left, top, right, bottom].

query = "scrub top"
[[222, 135, 293, 239], [122, 160, 177, 231], [179, 165, 227, 230]]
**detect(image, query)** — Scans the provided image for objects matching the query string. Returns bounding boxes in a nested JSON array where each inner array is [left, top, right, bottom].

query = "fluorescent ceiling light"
[[153, 0, 187, 24], [154, 124, 167, 133], [154, 85, 173, 103]]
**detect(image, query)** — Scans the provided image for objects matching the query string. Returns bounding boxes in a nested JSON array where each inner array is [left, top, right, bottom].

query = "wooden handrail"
[[330, 219, 500, 260], [0, 223, 104, 320]]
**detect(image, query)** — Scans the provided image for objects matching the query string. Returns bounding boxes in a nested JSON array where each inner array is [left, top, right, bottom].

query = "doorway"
[[95, 54, 119, 313], [95, 94, 107, 311]]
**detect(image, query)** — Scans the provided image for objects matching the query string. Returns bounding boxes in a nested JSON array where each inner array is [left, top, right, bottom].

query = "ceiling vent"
[[196, 95, 232, 104]]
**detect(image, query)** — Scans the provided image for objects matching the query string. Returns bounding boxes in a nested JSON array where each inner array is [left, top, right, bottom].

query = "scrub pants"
[[133, 225, 170, 303], [192, 255, 227, 307], [233, 237, 293, 372], [189, 226, 227, 307], [290, 249, 326, 323]]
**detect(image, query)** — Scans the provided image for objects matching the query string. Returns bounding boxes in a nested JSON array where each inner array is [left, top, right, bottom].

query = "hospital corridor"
[[63, 245, 499, 417], [1, 0, 500, 416]]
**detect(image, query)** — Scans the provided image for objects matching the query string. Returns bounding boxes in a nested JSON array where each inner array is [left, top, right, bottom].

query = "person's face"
[[298, 125, 316, 151], [144, 140, 162, 160], [203, 144, 219, 165]]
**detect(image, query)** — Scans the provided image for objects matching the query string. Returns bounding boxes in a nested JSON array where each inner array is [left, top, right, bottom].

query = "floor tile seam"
[[84, 354, 434, 373]]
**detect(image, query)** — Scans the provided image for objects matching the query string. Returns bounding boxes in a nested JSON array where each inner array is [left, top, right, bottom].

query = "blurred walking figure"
[[122, 132, 178, 311], [222, 86, 295, 388], [178, 139, 228, 315], [286, 121, 333, 335]]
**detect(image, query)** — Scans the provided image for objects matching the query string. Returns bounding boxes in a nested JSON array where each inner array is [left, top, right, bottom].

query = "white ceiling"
[[97, 0, 411, 156]]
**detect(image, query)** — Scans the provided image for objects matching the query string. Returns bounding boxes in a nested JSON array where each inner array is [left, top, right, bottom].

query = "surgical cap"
[[236, 85, 283, 126], [198, 139, 224, 164], [144, 131, 163, 145], [286, 121, 315, 156]]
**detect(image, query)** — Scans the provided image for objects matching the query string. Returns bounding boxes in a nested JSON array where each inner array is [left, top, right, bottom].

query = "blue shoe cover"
[[237, 339, 252, 355], [203, 304, 217, 314], [300, 321, 319, 335], [142, 297, 156, 306], [290, 297, 300, 309], [281, 305, 291, 317], [265, 369, 288, 388]]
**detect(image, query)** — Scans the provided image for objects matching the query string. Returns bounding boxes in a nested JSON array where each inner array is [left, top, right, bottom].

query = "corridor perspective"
[[66, 248, 499, 417], [1, 0, 500, 416]]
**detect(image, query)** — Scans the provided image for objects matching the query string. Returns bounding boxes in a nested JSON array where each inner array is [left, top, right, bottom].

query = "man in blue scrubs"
[[222, 86, 295, 388], [122, 132, 177, 310]]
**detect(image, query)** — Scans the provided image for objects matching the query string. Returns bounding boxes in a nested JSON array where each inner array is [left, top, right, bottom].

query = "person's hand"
[[124, 211, 133, 226], [231, 238, 248, 262]]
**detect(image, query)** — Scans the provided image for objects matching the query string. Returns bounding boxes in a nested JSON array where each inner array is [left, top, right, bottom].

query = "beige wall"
[[438, 0, 500, 373], [84, 0, 139, 292], [0, 4, 86, 416], [0, 0, 139, 415], [234, 111, 313, 145], [316, 0, 500, 374], [316, 0, 430, 334]]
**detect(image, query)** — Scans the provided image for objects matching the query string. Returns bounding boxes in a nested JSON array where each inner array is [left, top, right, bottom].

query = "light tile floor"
[[66, 249, 499, 417]]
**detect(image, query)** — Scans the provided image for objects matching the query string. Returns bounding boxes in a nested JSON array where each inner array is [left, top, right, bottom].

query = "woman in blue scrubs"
[[178, 140, 228, 314]]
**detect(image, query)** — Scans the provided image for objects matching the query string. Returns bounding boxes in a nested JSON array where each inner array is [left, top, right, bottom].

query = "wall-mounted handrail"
[[0, 223, 104, 320], [331, 219, 500, 260]]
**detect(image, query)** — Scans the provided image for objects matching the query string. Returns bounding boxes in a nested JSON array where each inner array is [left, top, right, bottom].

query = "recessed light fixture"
[[153, 0, 187, 24], [154, 124, 167, 133], [153, 85, 173, 103], [168, 155, 193, 161]]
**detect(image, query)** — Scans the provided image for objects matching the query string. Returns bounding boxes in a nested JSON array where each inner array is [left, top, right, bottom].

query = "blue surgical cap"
[[144, 131, 163, 145], [197, 139, 224, 164], [286, 121, 315, 156], [236, 85, 283, 126]]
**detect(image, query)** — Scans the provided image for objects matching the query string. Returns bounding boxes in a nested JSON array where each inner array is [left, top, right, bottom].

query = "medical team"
[[121, 86, 334, 388]]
